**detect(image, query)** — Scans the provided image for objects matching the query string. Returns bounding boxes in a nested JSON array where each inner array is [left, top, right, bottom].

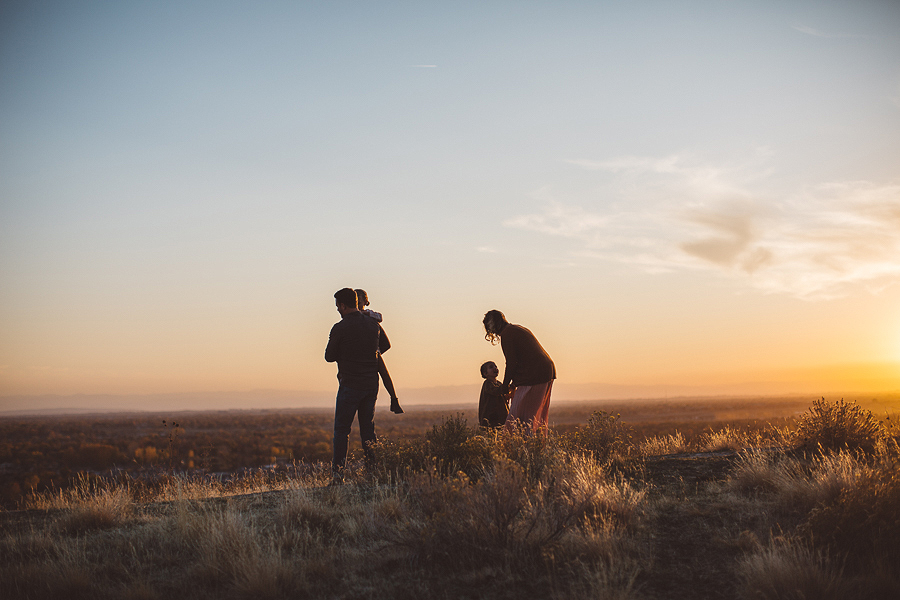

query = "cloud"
[[680, 211, 755, 267], [506, 155, 900, 299], [505, 201, 609, 237], [791, 24, 861, 39], [411, 64, 437, 68]]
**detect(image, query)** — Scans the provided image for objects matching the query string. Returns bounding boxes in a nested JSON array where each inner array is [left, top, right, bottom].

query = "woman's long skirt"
[[505, 380, 553, 434]]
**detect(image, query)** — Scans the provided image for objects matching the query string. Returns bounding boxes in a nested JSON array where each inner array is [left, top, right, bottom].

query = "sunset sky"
[[2, 1, 900, 410]]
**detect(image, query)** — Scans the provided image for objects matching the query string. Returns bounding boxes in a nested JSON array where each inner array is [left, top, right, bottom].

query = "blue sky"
[[1, 1, 899, 405]]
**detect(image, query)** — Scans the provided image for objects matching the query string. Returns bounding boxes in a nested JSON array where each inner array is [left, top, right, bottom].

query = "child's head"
[[480, 361, 499, 380], [354, 289, 369, 309]]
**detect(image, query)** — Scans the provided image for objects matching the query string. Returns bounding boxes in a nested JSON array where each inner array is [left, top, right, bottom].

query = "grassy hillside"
[[1, 399, 898, 599]]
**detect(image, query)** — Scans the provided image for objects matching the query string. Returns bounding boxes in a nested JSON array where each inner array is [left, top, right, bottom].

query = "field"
[[1, 395, 899, 599], [0, 395, 831, 508]]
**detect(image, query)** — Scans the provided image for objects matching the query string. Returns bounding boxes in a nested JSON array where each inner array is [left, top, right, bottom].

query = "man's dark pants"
[[332, 385, 378, 472]]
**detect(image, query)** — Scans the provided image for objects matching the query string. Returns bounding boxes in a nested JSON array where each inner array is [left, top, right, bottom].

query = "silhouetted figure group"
[[482, 309, 556, 433], [325, 289, 554, 483]]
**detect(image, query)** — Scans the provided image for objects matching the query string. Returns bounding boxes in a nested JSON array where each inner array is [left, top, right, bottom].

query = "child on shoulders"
[[356, 289, 402, 414], [355, 288, 383, 322]]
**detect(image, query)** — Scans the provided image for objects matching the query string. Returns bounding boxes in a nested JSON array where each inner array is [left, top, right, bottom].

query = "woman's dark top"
[[500, 323, 556, 387]]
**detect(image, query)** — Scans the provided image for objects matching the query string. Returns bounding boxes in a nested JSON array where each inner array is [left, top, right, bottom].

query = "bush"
[[378, 454, 646, 578], [371, 415, 493, 482], [738, 538, 851, 600], [494, 424, 559, 484], [801, 455, 900, 571], [564, 411, 634, 463], [794, 398, 886, 455], [424, 414, 493, 478], [370, 437, 430, 483], [726, 449, 864, 520]]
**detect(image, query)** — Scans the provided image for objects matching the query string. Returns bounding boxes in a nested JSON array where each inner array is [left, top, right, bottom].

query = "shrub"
[[801, 454, 900, 571], [726, 449, 864, 521], [378, 454, 646, 580], [425, 414, 493, 478], [794, 398, 885, 455], [564, 411, 634, 463], [738, 538, 851, 600], [494, 423, 560, 484], [370, 437, 430, 482], [724, 448, 785, 496]]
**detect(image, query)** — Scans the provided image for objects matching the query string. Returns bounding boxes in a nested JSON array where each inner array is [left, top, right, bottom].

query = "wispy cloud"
[[791, 24, 862, 39], [411, 64, 437, 68], [505, 155, 900, 299]]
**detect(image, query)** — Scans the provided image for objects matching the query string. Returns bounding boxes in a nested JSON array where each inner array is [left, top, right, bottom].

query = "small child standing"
[[478, 361, 509, 428]]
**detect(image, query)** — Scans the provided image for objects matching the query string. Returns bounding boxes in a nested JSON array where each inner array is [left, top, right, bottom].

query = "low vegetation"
[[1, 398, 898, 599]]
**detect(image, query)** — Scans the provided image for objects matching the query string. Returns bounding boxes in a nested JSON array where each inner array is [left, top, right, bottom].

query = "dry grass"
[[639, 431, 689, 456], [738, 538, 851, 600], [2, 398, 897, 599], [563, 411, 635, 462], [725, 448, 866, 522], [699, 426, 749, 452], [802, 454, 900, 570], [723, 401, 900, 599], [1, 457, 647, 599], [794, 398, 887, 454]]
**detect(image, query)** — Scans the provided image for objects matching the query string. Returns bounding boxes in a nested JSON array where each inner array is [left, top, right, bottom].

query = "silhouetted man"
[[325, 287, 390, 480]]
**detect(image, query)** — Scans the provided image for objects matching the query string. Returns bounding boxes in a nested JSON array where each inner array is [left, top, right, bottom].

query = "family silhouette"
[[325, 290, 555, 481]]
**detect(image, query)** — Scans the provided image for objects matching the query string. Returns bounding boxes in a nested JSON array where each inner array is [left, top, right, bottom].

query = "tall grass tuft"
[[564, 411, 634, 463], [738, 538, 850, 600], [699, 426, 748, 452], [188, 506, 300, 599], [372, 414, 493, 482], [726, 448, 865, 519], [639, 431, 689, 456], [801, 454, 900, 571], [377, 453, 646, 576], [794, 398, 886, 455], [27, 474, 135, 534]]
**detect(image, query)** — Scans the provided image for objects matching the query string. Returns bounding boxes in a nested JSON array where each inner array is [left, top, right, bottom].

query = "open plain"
[[2, 395, 899, 599]]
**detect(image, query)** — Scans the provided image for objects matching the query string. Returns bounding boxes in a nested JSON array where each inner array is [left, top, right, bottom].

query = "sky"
[[2, 1, 900, 411]]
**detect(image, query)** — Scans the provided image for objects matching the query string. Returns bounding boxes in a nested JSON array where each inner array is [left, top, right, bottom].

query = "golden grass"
[[738, 538, 850, 600], [639, 431, 689, 456], [2, 398, 897, 599]]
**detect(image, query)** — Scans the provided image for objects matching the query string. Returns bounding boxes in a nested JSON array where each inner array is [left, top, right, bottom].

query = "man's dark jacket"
[[325, 312, 390, 390]]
